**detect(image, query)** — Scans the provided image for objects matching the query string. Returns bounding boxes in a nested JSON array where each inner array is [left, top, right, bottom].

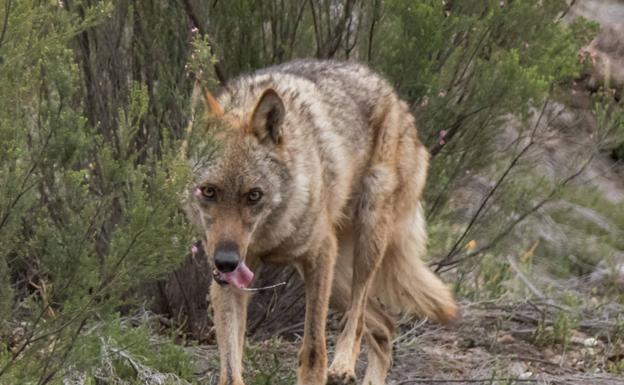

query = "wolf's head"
[[185, 87, 292, 289]]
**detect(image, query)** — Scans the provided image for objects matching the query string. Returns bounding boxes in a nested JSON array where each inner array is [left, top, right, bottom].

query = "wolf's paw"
[[326, 370, 356, 385], [218, 379, 245, 385]]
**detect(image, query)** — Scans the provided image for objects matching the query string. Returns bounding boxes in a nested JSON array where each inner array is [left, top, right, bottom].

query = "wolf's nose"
[[214, 241, 240, 273]]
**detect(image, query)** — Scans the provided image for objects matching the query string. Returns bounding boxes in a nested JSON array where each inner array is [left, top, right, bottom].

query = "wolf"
[[184, 59, 457, 385]]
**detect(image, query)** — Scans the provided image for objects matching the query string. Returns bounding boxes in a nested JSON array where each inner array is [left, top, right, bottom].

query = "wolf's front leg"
[[211, 280, 250, 385], [297, 234, 337, 385]]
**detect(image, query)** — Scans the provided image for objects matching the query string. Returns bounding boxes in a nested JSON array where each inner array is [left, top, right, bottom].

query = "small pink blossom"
[[194, 187, 202, 197], [439, 130, 448, 138], [191, 27, 199, 34], [439, 139, 446, 146], [191, 244, 199, 255]]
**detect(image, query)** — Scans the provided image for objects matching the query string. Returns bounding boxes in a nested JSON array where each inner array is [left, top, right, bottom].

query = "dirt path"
[[190, 299, 624, 385], [385, 301, 624, 385]]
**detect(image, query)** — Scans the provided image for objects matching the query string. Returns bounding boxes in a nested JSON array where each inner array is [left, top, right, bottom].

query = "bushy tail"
[[370, 203, 458, 323]]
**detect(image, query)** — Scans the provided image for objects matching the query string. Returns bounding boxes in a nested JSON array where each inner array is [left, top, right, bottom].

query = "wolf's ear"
[[250, 89, 285, 144], [201, 84, 224, 117]]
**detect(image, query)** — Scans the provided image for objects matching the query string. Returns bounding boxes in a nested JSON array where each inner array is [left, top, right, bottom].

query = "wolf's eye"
[[247, 189, 263, 204], [202, 186, 217, 200]]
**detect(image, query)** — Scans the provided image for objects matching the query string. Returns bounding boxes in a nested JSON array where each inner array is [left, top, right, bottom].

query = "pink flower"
[[191, 244, 199, 255], [439, 130, 448, 138], [191, 27, 199, 34], [194, 187, 202, 197]]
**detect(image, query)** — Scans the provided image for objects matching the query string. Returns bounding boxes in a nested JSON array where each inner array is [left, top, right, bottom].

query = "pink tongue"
[[221, 262, 254, 289]]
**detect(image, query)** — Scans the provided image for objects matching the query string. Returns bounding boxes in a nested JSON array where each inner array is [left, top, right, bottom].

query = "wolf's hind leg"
[[211, 281, 250, 385], [330, 271, 395, 385], [361, 301, 395, 385], [328, 166, 394, 385]]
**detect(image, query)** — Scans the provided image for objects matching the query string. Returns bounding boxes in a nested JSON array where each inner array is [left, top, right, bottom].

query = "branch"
[[286, 0, 308, 59], [434, 99, 551, 272], [326, 0, 357, 58], [426, 149, 468, 220], [0, 305, 49, 378], [429, 104, 492, 157], [0, 123, 55, 231], [435, 137, 596, 274], [0, 0, 10, 49], [556, 0, 577, 23], [343, 3, 359, 58], [1, 215, 153, 377], [506, 255, 544, 298], [308, 0, 323, 56], [366, 0, 381, 62], [454, 24, 492, 89], [37, 318, 86, 385], [181, 0, 227, 85], [313, 0, 357, 58]]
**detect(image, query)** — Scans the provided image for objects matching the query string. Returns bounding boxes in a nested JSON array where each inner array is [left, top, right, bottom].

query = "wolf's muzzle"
[[213, 240, 240, 273]]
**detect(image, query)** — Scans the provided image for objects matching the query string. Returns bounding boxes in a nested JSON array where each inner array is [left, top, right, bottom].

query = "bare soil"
[[190, 298, 624, 385]]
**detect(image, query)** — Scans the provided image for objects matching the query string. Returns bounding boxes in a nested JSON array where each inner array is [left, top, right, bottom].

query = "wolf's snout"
[[213, 241, 240, 273]]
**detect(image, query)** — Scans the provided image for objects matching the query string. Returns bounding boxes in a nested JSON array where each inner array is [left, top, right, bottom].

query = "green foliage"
[[204, 0, 317, 73], [188, 34, 221, 89], [70, 315, 197, 384], [1, 307, 202, 383], [532, 310, 579, 349], [594, 93, 624, 162], [0, 1, 197, 383], [244, 339, 296, 385], [374, 0, 445, 99], [457, 253, 511, 300], [364, 2, 603, 276]]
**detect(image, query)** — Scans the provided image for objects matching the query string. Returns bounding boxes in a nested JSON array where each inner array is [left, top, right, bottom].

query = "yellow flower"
[[464, 240, 477, 250]]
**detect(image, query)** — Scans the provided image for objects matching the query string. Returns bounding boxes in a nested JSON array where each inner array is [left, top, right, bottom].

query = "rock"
[[497, 334, 516, 344]]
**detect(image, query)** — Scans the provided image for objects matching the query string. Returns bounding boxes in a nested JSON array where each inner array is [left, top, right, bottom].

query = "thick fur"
[[185, 59, 457, 385]]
